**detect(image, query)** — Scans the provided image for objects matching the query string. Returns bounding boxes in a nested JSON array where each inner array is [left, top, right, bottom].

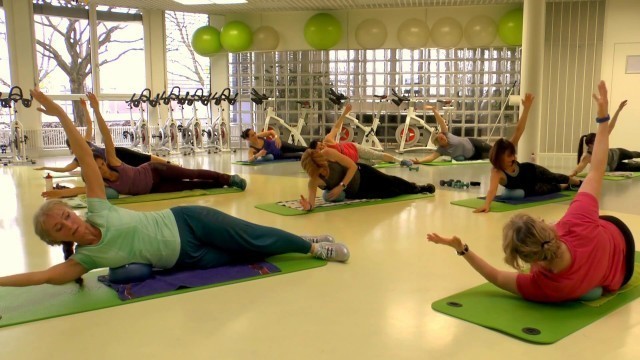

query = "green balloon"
[[304, 13, 342, 50], [220, 21, 253, 52], [191, 26, 221, 56], [498, 8, 523, 46]]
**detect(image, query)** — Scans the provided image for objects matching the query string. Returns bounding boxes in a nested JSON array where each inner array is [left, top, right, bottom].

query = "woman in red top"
[[312, 103, 413, 167], [427, 81, 635, 303]]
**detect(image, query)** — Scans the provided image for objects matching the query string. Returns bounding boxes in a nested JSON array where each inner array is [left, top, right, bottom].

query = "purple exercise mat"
[[98, 262, 280, 301], [479, 192, 570, 205]]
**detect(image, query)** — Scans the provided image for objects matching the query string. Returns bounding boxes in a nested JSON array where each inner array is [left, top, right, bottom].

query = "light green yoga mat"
[[372, 162, 400, 168], [233, 159, 299, 166], [421, 159, 490, 166], [577, 172, 640, 181], [108, 187, 243, 205], [255, 193, 434, 216], [432, 253, 640, 344], [0, 254, 325, 329], [450, 191, 577, 212]]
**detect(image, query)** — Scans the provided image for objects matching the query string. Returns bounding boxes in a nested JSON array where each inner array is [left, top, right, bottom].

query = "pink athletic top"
[[327, 142, 359, 163], [516, 192, 627, 302], [104, 162, 154, 195]]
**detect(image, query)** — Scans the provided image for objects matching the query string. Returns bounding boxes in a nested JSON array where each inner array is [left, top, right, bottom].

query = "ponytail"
[[577, 135, 587, 164], [62, 241, 84, 286]]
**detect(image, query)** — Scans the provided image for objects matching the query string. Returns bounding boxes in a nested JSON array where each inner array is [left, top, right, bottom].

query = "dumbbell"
[[408, 166, 419, 172]]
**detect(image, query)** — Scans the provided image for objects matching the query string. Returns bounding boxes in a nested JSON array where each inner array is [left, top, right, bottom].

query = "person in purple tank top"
[[41, 93, 247, 199], [241, 128, 307, 162]]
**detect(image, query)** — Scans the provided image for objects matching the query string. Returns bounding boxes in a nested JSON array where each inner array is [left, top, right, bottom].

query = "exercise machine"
[[327, 88, 385, 150], [250, 88, 307, 147]]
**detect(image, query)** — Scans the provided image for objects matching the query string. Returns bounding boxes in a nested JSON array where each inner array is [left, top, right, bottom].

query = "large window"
[[0, 4, 10, 143], [165, 11, 210, 91]]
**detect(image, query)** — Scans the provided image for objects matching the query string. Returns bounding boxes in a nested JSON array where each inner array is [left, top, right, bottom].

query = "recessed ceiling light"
[[173, 0, 247, 5]]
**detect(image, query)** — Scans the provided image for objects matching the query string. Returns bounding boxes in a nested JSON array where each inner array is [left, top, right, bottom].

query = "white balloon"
[[431, 17, 463, 48], [253, 26, 279, 51], [397, 18, 429, 49], [355, 19, 387, 49], [464, 15, 498, 47]]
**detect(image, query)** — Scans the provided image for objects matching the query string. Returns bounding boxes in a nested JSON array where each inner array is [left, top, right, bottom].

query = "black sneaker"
[[419, 184, 436, 194]]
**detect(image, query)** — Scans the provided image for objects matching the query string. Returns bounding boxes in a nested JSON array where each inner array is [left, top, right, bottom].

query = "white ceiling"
[[83, 0, 594, 15]]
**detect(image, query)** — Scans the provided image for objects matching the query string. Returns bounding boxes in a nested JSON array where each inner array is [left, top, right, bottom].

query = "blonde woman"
[[428, 81, 635, 303]]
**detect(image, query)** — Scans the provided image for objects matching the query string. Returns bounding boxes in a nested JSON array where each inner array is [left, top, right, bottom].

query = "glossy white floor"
[[1, 150, 639, 359]]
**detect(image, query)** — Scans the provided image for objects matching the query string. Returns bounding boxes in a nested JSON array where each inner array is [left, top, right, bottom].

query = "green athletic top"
[[71, 198, 181, 270]]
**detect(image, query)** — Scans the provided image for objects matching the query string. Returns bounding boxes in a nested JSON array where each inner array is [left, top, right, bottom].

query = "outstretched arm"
[[425, 104, 448, 134], [0, 259, 88, 287], [34, 160, 79, 173], [569, 153, 591, 177], [607, 100, 627, 135], [79, 98, 93, 142], [412, 151, 442, 164], [579, 81, 610, 200], [325, 103, 353, 144], [42, 186, 87, 199], [509, 93, 535, 147], [427, 233, 519, 295], [474, 169, 501, 213], [87, 92, 121, 167], [31, 89, 106, 200]]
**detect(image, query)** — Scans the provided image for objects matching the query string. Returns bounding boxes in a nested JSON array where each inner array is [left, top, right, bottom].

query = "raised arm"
[[579, 81, 610, 200], [34, 160, 79, 173], [427, 234, 519, 295], [0, 259, 88, 287], [325, 103, 353, 144], [87, 92, 121, 167], [474, 168, 502, 213], [425, 104, 448, 133], [79, 98, 93, 142], [31, 89, 106, 200], [607, 100, 627, 134], [509, 93, 535, 147]]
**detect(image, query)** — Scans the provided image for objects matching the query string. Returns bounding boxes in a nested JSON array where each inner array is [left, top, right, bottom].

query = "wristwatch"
[[456, 244, 469, 256]]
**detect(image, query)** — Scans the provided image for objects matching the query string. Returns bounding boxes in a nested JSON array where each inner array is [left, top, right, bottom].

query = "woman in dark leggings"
[[299, 148, 435, 211], [241, 128, 307, 162], [570, 100, 640, 176], [475, 93, 581, 213]]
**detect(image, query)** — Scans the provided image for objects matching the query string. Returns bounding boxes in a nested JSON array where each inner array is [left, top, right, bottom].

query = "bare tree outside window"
[[33, 0, 143, 126], [165, 11, 210, 91]]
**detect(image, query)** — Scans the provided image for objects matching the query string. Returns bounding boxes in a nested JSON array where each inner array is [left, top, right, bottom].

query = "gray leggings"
[[354, 143, 388, 161]]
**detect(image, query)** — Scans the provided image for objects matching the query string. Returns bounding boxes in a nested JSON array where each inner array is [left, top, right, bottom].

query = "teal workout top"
[[72, 198, 181, 270]]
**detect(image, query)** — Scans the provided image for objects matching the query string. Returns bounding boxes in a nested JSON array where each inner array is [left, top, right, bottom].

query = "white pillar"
[[518, 0, 545, 159]]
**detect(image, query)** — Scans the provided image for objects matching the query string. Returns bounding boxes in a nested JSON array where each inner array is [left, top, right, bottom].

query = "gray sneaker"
[[229, 174, 247, 191], [300, 235, 335, 244], [313, 242, 350, 262]]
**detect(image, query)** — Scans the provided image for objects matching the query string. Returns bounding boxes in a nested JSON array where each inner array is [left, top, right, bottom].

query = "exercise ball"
[[304, 13, 342, 50], [323, 189, 346, 203], [397, 18, 429, 49], [464, 15, 498, 47], [191, 25, 221, 56], [355, 18, 387, 49], [430, 17, 463, 48], [498, 8, 523, 45], [253, 26, 279, 50], [220, 21, 253, 52]]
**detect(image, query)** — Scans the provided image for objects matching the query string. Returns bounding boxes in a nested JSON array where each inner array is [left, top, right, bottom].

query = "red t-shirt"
[[516, 192, 627, 302], [327, 142, 359, 163]]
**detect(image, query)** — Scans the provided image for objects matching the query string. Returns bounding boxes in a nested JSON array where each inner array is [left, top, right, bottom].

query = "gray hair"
[[33, 200, 71, 246]]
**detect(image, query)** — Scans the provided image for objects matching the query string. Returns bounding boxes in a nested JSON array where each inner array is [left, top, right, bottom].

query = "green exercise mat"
[[108, 187, 243, 205], [421, 159, 490, 166], [372, 162, 400, 168], [450, 191, 577, 212], [577, 172, 640, 181], [255, 193, 434, 216], [432, 253, 640, 344], [0, 254, 325, 329], [233, 159, 299, 166]]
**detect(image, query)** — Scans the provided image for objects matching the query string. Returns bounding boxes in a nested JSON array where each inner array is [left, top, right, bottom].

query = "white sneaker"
[[300, 235, 335, 244], [313, 242, 350, 262]]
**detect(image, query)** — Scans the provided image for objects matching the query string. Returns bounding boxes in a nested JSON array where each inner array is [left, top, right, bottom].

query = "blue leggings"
[[170, 206, 311, 269]]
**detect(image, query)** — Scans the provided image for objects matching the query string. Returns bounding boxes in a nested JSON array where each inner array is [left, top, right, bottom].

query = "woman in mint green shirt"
[[0, 90, 349, 288]]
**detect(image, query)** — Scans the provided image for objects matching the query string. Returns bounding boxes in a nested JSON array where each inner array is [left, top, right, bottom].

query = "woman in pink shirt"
[[427, 81, 635, 303]]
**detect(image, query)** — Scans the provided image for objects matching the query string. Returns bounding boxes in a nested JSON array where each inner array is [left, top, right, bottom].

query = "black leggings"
[[614, 148, 640, 172], [599, 215, 636, 287], [115, 147, 152, 167], [352, 163, 421, 199], [468, 138, 492, 160], [149, 163, 231, 193], [279, 142, 307, 160], [505, 162, 570, 197]]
